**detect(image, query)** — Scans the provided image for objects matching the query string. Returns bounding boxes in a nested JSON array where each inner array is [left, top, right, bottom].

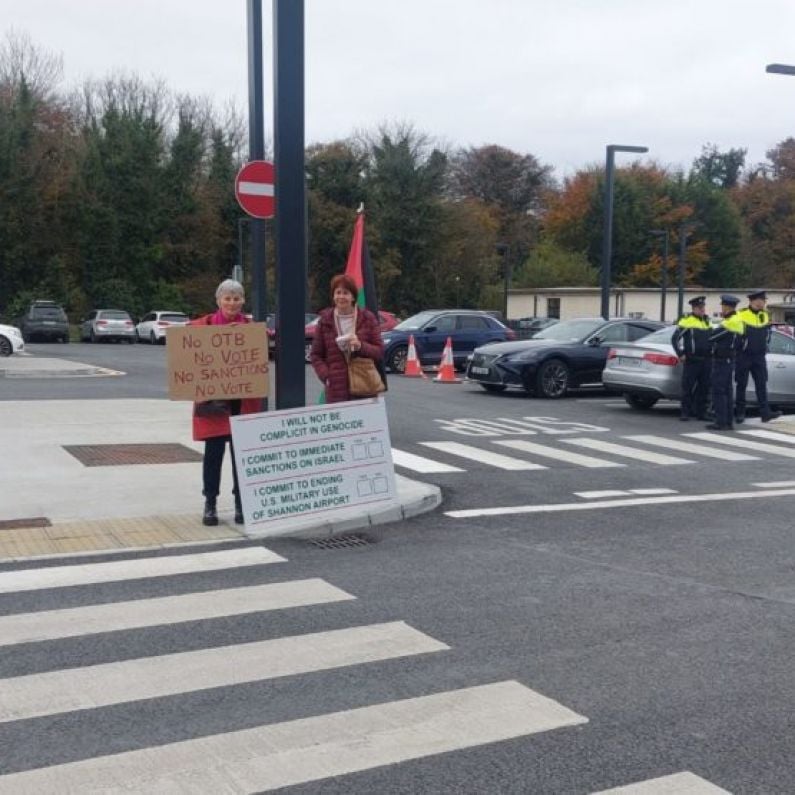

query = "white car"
[[136, 311, 189, 344], [0, 323, 25, 357]]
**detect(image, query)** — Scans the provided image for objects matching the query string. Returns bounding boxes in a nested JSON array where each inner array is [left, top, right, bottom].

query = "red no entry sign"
[[235, 160, 275, 219]]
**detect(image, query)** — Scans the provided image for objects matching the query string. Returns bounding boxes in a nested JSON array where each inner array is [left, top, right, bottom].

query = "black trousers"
[[202, 436, 240, 501], [680, 357, 710, 418], [711, 357, 735, 428], [735, 353, 769, 416]]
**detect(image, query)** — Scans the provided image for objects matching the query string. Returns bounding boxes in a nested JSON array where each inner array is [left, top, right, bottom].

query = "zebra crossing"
[[0, 544, 588, 792], [390, 427, 795, 476]]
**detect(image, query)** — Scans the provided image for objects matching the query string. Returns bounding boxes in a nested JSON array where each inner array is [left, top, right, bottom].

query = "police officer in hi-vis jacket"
[[706, 295, 746, 431], [734, 290, 782, 424], [672, 295, 712, 421]]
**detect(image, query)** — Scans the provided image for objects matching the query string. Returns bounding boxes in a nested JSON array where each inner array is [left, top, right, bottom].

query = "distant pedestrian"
[[191, 279, 261, 526], [672, 295, 712, 421], [706, 295, 745, 431], [310, 274, 384, 403], [734, 291, 782, 424]]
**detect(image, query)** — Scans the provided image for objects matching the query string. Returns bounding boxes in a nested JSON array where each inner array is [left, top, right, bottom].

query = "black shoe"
[[679, 415, 690, 422], [234, 498, 244, 525], [762, 410, 782, 423], [735, 412, 745, 424], [705, 423, 730, 431], [202, 499, 218, 527]]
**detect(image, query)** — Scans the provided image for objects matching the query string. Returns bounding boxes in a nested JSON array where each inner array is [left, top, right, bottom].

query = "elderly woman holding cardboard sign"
[[310, 273, 384, 403], [191, 279, 261, 526]]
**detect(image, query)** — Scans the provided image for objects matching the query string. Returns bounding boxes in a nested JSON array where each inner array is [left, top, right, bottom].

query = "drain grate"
[[307, 533, 373, 550], [63, 443, 203, 467]]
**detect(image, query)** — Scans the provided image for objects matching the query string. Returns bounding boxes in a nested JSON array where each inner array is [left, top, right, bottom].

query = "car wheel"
[[150, 331, 157, 345], [624, 393, 659, 410], [388, 345, 408, 374], [0, 335, 11, 357], [535, 358, 570, 399], [480, 384, 506, 393], [61, 334, 69, 343]]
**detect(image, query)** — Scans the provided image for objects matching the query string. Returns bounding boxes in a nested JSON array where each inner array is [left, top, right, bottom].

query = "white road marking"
[[740, 429, 795, 445], [495, 439, 624, 468], [0, 580, 354, 648], [625, 434, 759, 461], [752, 480, 795, 488], [575, 490, 628, 499], [0, 681, 587, 793], [420, 442, 546, 470], [0, 621, 448, 724], [564, 438, 693, 465], [685, 433, 795, 458], [628, 488, 678, 495], [391, 448, 463, 473], [0, 547, 285, 594], [593, 770, 731, 793], [445, 486, 795, 519]]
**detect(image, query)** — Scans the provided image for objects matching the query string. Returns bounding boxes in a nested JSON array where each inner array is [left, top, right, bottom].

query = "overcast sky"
[[6, 0, 795, 178]]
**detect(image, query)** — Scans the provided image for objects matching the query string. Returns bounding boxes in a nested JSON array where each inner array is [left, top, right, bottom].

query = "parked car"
[[16, 300, 69, 343], [382, 310, 514, 373], [603, 325, 795, 409], [80, 309, 136, 343], [264, 313, 319, 359], [135, 311, 189, 344], [304, 309, 399, 361], [516, 317, 559, 338], [0, 323, 24, 356], [466, 317, 664, 398]]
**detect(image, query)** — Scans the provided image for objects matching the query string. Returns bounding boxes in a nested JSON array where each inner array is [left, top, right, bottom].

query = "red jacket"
[[310, 307, 383, 403], [190, 313, 263, 441]]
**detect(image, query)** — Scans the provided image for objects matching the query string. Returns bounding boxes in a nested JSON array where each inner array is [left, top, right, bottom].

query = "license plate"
[[617, 357, 642, 367], [470, 366, 490, 375]]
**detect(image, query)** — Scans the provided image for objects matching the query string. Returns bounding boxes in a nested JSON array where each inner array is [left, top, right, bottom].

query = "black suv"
[[17, 300, 70, 343]]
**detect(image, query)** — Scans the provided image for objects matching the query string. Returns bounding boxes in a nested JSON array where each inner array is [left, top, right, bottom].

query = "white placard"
[[230, 398, 397, 534]]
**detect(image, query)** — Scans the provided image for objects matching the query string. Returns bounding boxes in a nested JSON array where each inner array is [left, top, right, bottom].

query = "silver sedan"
[[602, 326, 795, 410]]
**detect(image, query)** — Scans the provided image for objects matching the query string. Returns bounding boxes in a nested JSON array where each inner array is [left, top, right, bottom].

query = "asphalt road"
[[1, 343, 794, 792]]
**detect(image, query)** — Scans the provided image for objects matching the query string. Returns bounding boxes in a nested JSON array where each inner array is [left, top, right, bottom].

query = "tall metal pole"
[[600, 148, 616, 321], [661, 231, 669, 322], [497, 244, 511, 320], [273, 0, 307, 409], [677, 223, 688, 319], [246, 0, 267, 324]]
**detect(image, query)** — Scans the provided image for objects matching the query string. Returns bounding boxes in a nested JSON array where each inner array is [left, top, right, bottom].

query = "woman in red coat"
[[192, 279, 262, 526], [310, 274, 384, 403]]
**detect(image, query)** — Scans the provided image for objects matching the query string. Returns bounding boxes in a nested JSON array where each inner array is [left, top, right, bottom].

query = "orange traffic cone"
[[403, 334, 426, 378], [433, 337, 462, 383]]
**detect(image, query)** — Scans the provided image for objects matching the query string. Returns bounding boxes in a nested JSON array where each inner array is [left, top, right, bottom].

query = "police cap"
[[747, 290, 767, 301], [720, 294, 740, 307], [688, 295, 706, 307]]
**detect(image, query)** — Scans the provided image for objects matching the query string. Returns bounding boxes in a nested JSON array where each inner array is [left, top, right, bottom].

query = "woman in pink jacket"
[[310, 274, 383, 403], [192, 279, 261, 526]]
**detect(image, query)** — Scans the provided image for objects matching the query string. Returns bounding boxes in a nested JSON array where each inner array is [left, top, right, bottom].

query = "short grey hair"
[[215, 279, 245, 299]]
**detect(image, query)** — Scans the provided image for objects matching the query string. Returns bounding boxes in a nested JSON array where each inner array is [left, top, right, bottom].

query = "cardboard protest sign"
[[166, 323, 269, 401]]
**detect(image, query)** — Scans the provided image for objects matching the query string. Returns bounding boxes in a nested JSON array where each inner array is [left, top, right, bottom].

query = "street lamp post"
[[601, 144, 648, 320], [496, 243, 511, 320], [676, 222, 696, 319], [649, 229, 669, 321]]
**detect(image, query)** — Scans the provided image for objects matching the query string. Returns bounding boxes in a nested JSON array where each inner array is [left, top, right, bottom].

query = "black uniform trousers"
[[203, 436, 240, 502], [680, 356, 710, 419], [735, 352, 770, 418], [711, 357, 735, 429]]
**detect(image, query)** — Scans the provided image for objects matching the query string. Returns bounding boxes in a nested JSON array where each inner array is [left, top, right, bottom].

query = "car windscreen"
[[99, 311, 131, 320], [31, 307, 66, 319], [534, 319, 603, 341], [636, 326, 677, 345], [394, 311, 439, 330], [161, 314, 188, 323]]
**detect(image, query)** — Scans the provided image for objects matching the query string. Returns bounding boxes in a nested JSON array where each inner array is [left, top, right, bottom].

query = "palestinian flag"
[[344, 210, 380, 315]]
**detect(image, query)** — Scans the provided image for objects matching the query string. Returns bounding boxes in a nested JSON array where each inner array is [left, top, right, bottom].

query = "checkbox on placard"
[[352, 442, 368, 460], [368, 441, 384, 458], [372, 475, 388, 494], [357, 477, 373, 497]]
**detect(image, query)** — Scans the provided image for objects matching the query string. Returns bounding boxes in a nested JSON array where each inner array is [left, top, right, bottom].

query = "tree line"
[[2, 33, 794, 324]]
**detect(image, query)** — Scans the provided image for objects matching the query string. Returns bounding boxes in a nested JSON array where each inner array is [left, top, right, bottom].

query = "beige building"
[[508, 287, 795, 324]]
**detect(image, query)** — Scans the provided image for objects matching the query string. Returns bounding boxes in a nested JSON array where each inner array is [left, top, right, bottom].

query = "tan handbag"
[[347, 354, 385, 397]]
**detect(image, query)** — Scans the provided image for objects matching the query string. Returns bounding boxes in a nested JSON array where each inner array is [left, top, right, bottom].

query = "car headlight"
[[382, 336, 393, 345]]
